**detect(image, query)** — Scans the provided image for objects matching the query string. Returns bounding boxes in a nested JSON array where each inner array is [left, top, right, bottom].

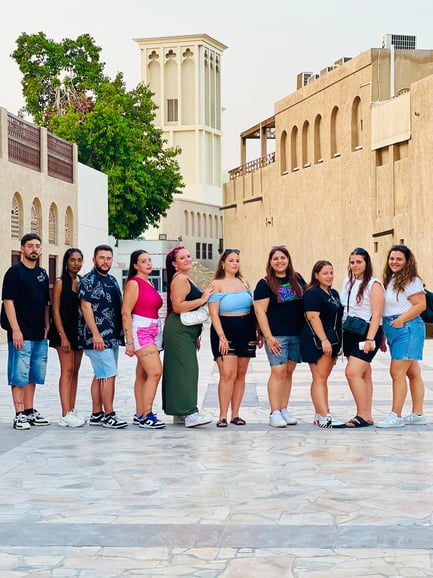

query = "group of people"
[[204, 244, 427, 431], [0, 234, 428, 432]]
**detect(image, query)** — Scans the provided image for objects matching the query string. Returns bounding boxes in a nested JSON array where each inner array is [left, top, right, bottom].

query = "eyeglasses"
[[224, 249, 240, 254]]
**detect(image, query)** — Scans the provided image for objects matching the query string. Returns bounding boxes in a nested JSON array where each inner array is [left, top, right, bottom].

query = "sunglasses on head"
[[272, 245, 287, 250], [224, 248, 240, 254], [391, 244, 408, 251]]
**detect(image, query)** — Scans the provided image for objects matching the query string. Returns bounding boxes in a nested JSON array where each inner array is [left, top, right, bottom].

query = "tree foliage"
[[12, 32, 184, 239]]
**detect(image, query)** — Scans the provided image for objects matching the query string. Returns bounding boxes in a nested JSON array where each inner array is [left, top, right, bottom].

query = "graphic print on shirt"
[[277, 282, 303, 304]]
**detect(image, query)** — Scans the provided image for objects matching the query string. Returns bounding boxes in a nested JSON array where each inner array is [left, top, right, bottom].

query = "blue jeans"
[[8, 339, 48, 386]]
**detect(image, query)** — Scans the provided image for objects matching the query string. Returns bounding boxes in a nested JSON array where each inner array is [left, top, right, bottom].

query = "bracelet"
[[125, 340, 134, 345], [366, 339, 375, 342]]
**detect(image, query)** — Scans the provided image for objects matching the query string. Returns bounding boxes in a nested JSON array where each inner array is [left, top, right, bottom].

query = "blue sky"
[[2, 0, 432, 169]]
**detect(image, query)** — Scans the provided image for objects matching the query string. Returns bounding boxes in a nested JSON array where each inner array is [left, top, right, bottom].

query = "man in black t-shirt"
[[1, 234, 50, 430]]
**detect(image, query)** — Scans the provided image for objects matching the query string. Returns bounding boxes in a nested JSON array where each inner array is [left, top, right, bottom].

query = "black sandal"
[[216, 418, 228, 428], [230, 416, 246, 426]]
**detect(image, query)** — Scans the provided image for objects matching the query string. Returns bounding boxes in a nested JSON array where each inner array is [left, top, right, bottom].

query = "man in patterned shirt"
[[78, 244, 127, 429]]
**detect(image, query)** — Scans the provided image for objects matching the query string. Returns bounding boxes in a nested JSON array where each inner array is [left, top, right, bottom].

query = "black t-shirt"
[[254, 275, 305, 336], [303, 286, 343, 330], [1, 262, 49, 341]]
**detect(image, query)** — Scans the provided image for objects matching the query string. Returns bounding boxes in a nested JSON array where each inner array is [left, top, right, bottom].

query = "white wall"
[[77, 163, 109, 273]]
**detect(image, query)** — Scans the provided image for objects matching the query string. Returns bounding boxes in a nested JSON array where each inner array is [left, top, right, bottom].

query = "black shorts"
[[342, 326, 383, 362], [210, 314, 257, 359]]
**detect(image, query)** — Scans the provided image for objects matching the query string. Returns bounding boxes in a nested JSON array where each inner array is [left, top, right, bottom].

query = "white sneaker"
[[269, 410, 287, 428], [72, 409, 87, 424], [58, 411, 86, 428], [280, 408, 297, 425], [13, 413, 31, 430], [313, 413, 332, 428], [402, 412, 428, 425], [376, 411, 405, 428], [185, 412, 212, 428]]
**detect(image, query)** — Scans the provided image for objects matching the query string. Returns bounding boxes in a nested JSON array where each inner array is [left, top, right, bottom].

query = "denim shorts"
[[8, 339, 48, 386], [383, 315, 425, 360], [264, 335, 301, 366], [84, 346, 119, 378]]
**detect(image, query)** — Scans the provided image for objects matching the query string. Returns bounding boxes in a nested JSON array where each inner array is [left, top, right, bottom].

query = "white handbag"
[[180, 305, 209, 326]]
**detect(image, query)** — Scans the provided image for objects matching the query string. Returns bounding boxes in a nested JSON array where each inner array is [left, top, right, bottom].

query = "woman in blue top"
[[254, 246, 305, 428], [208, 249, 257, 427]]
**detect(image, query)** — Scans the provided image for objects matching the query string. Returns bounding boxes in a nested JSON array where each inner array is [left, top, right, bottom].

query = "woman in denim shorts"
[[377, 245, 427, 428], [254, 246, 305, 428]]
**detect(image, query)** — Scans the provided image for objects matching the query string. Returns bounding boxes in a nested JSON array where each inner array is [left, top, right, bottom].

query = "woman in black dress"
[[49, 248, 85, 427], [300, 260, 343, 428]]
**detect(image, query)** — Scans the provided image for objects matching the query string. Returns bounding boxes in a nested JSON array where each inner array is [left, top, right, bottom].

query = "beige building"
[[223, 38, 433, 291], [134, 34, 227, 269], [0, 108, 78, 288]]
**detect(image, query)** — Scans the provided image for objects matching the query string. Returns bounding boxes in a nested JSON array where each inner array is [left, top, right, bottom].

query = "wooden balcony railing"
[[228, 151, 275, 180]]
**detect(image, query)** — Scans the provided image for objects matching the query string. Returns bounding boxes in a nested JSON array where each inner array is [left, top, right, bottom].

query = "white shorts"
[[132, 314, 163, 351]]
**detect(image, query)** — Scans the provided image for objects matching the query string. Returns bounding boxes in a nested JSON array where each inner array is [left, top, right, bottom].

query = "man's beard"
[[94, 264, 111, 275]]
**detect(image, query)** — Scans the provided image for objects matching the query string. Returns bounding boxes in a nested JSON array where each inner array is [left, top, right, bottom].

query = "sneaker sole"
[[28, 422, 50, 426], [376, 423, 406, 428], [13, 425, 31, 430], [269, 422, 287, 428], [185, 420, 212, 428], [139, 423, 166, 429], [102, 423, 128, 429]]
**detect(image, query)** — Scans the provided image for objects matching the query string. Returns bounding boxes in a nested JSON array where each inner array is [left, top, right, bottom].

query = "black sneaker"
[[89, 412, 105, 426], [13, 413, 31, 430], [102, 412, 128, 429], [26, 409, 50, 426]]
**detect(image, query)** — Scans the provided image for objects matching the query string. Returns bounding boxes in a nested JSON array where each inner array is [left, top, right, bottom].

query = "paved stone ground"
[[0, 325, 433, 577]]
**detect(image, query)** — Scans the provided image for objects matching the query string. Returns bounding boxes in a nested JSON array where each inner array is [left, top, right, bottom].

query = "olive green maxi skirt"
[[162, 312, 202, 416]]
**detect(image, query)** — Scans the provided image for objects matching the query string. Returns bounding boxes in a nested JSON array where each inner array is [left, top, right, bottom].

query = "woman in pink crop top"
[[122, 250, 165, 429]]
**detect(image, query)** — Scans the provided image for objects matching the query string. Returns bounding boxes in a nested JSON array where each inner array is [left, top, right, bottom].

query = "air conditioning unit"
[[297, 71, 314, 89], [320, 66, 335, 77], [382, 34, 417, 50], [334, 56, 352, 66]]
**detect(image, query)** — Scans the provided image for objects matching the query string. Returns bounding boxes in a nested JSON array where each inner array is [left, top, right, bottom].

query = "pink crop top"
[[129, 276, 163, 319]]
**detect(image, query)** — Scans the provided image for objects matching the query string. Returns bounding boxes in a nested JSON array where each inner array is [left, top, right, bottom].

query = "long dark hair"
[[165, 246, 186, 316], [214, 250, 246, 285], [127, 250, 149, 281], [383, 244, 420, 293], [347, 247, 373, 304], [61, 248, 83, 287], [265, 246, 303, 296], [307, 260, 333, 289]]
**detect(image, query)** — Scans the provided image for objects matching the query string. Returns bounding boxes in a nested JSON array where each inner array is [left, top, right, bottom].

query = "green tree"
[[12, 32, 183, 239]]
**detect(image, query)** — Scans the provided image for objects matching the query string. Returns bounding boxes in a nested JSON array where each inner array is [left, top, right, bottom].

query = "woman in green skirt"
[[162, 246, 215, 427]]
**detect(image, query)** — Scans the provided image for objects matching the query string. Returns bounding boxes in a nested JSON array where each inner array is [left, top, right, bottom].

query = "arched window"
[[208, 215, 213, 238], [202, 214, 207, 237], [351, 96, 362, 150], [330, 106, 340, 158], [48, 203, 58, 244], [64, 206, 73, 246], [184, 210, 189, 236], [302, 121, 310, 167], [280, 130, 288, 174], [214, 215, 218, 238], [31, 199, 42, 237], [190, 211, 195, 236], [314, 114, 322, 163], [11, 193, 23, 239], [291, 126, 299, 171], [197, 212, 201, 236]]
